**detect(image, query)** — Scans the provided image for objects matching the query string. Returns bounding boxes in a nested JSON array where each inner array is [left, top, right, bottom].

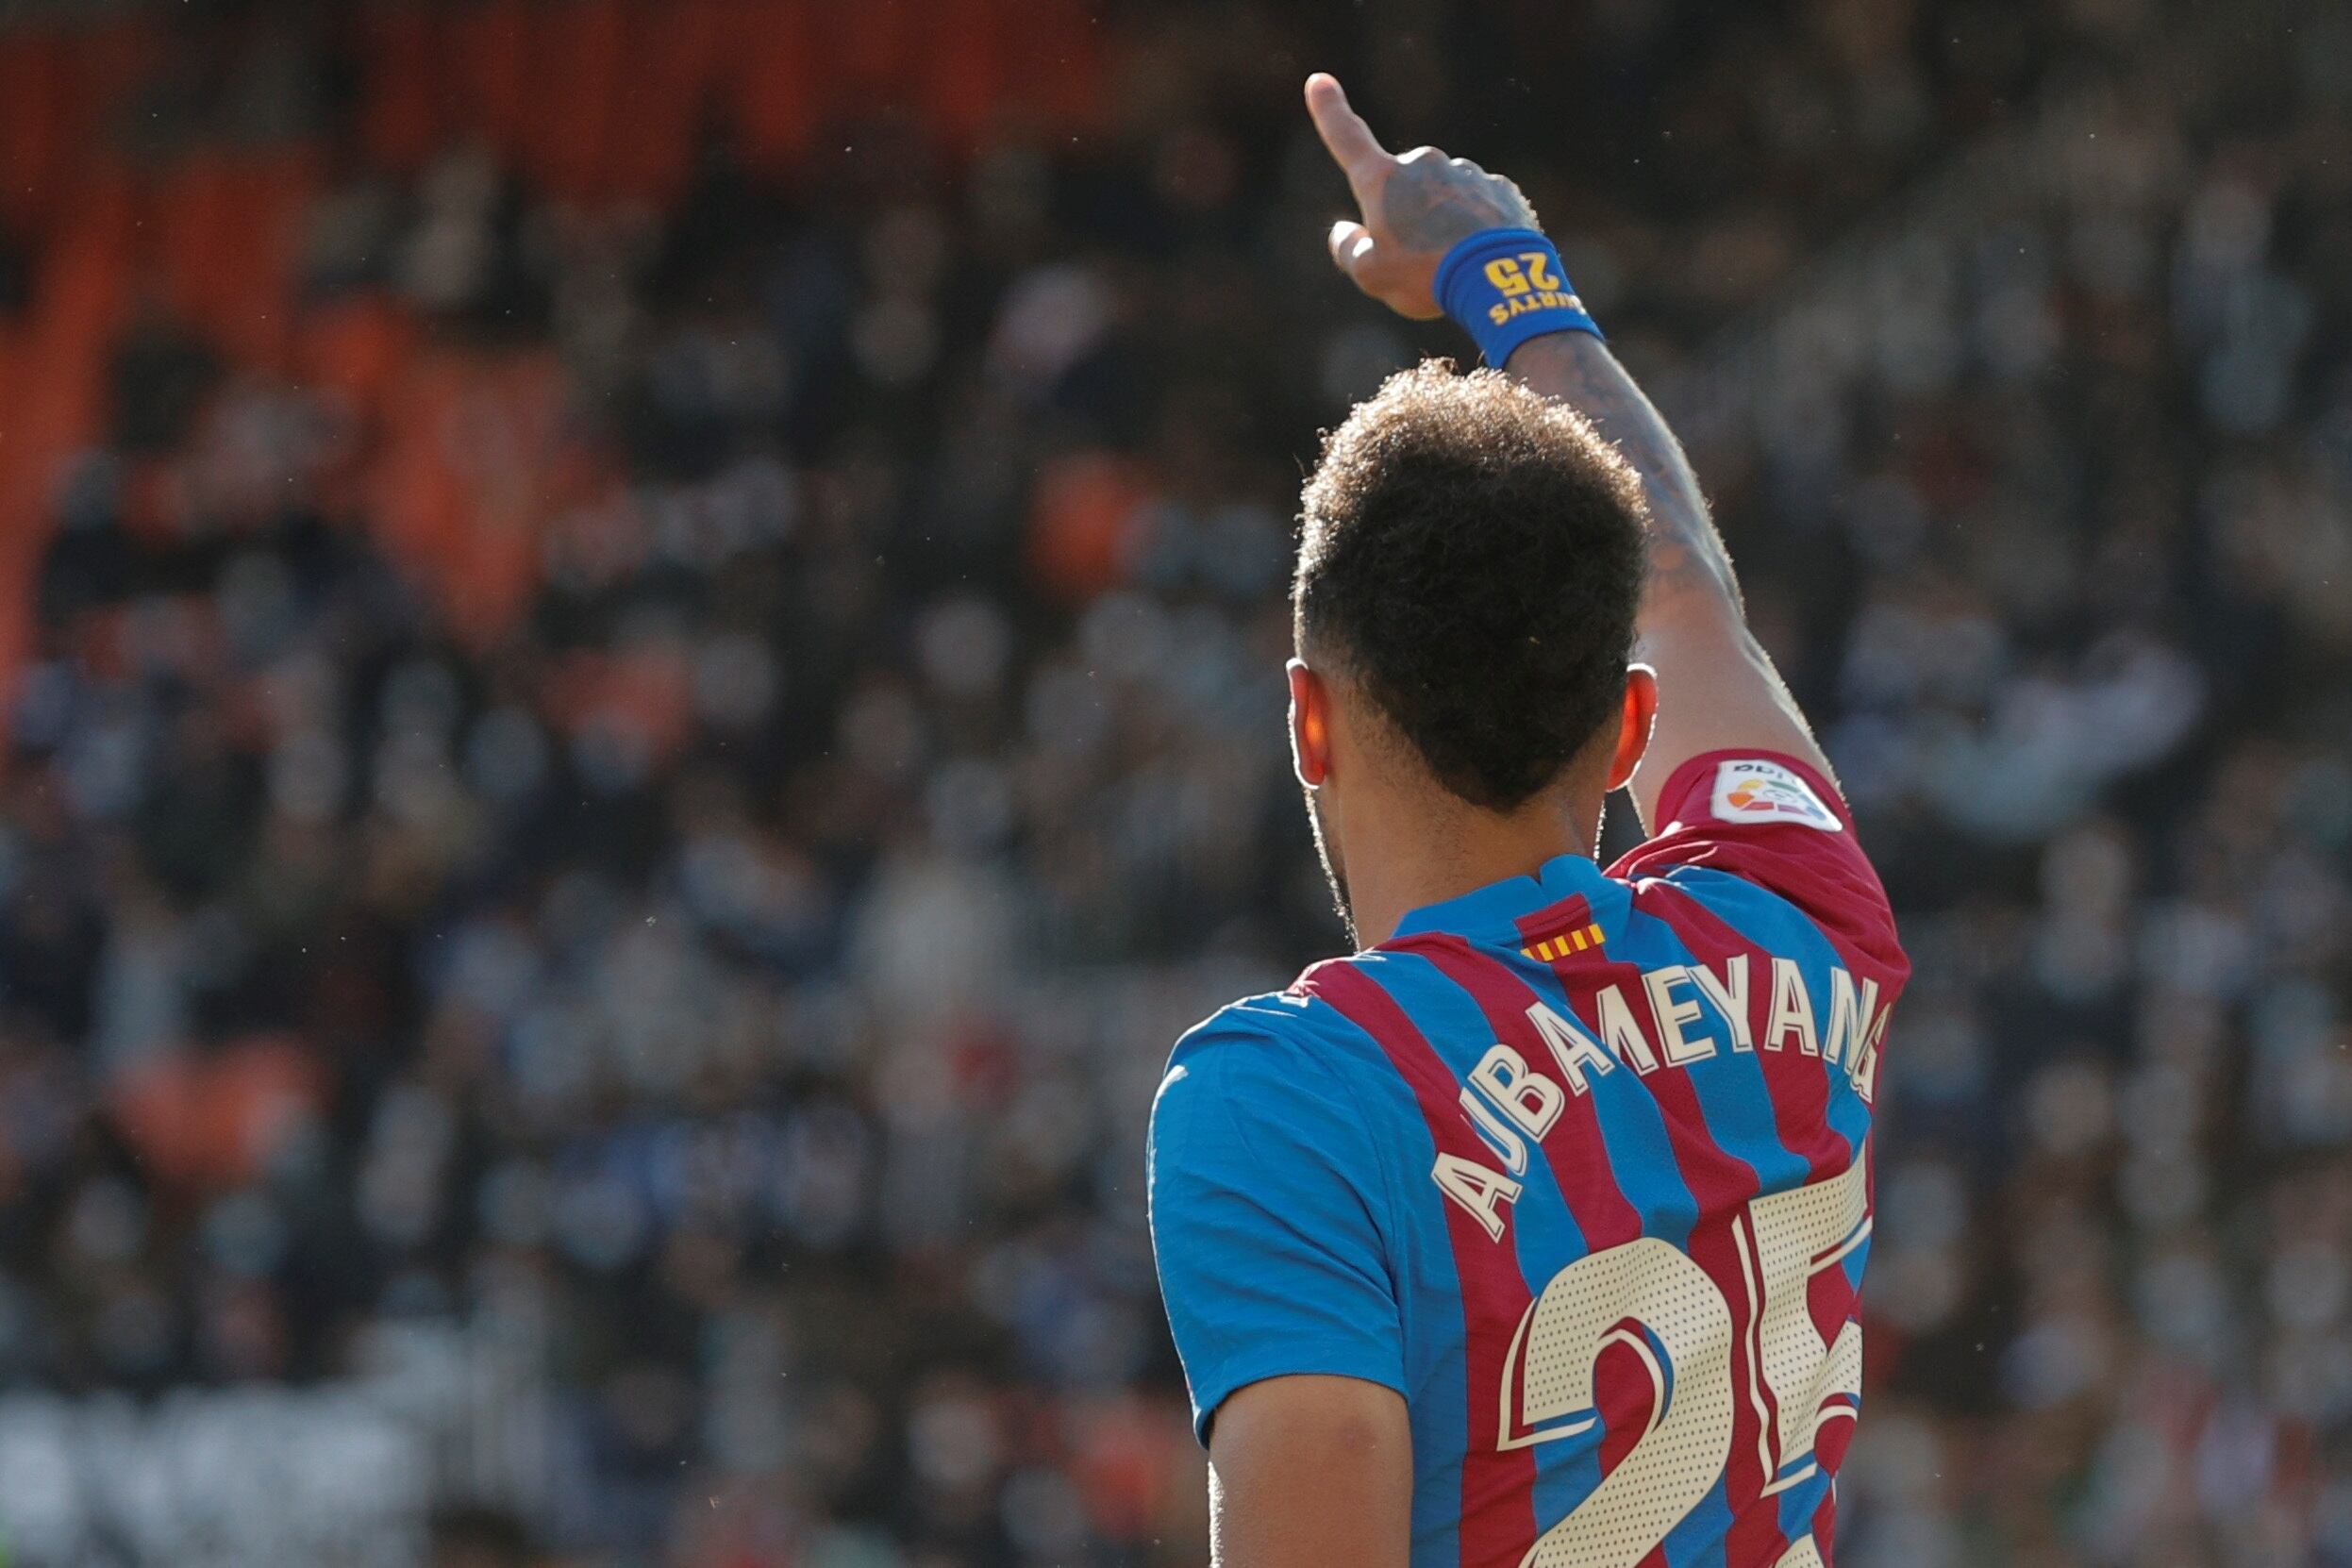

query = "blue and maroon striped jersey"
[[1148, 750, 1909, 1568]]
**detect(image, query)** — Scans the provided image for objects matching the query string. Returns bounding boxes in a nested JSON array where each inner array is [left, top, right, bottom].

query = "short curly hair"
[[1294, 361, 1647, 812]]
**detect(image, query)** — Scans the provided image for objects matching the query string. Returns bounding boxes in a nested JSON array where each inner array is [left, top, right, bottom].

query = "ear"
[[1606, 664, 1659, 792], [1288, 658, 1332, 788]]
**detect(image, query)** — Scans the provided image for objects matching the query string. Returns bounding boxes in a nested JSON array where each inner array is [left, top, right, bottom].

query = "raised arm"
[[1502, 332, 1824, 825], [1303, 73, 1827, 830]]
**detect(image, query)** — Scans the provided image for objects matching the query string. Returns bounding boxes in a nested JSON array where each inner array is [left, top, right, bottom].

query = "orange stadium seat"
[[109, 1036, 325, 1193], [16, 161, 135, 462], [546, 643, 697, 764], [73, 14, 163, 127], [721, 0, 821, 178], [520, 0, 631, 200], [604, 0, 726, 208], [358, 5, 444, 174], [824, 0, 919, 114], [0, 32, 74, 230], [446, 0, 535, 170], [369, 348, 616, 646], [0, 326, 30, 711], [297, 292, 421, 411], [0, 17, 165, 232], [345, 0, 1106, 200], [1027, 449, 1154, 602], [919, 0, 1007, 158], [151, 151, 320, 373], [1016, 0, 1108, 133]]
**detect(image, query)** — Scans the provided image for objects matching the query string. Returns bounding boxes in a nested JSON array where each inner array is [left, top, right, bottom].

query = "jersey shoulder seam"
[[1194, 981, 1411, 1292]]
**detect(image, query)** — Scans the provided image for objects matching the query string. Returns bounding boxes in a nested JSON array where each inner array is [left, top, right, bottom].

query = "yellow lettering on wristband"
[[1485, 257, 1532, 296], [1489, 292, 1589, 325]]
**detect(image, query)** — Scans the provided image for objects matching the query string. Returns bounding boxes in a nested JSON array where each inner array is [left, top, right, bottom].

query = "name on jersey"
[[1432, 957, 1886, 1241]]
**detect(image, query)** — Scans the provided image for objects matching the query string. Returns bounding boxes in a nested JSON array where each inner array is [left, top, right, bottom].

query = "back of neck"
[[1343, 782, 1602, 947]]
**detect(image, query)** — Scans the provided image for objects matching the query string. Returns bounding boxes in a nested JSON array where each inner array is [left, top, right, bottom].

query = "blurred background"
[[0, 0, 2344, 1563]]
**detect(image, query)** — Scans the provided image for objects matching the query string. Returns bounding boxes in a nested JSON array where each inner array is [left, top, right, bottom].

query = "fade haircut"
[[1293, 361, 1647, 812]]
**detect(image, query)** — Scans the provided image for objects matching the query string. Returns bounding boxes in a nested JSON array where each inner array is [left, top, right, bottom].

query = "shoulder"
[[1150, 980, 1407, 1178], [1610, 749, 1908, 980], [1168, 988, 1324, 1060], [1617, 750, 1860, 861], [1158, 986, 1370, 1125]]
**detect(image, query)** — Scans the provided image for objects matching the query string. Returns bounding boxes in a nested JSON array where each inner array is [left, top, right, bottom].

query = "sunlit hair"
[[1294, 361, 1647, 811]]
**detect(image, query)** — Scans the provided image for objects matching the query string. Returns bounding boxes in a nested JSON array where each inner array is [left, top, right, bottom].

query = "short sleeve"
[[1147, 1010, 1405, 1444], [1611, 749, 1906, 976]]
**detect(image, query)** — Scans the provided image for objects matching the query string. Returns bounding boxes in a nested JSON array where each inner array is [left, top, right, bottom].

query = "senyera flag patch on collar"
[[1709, 758, 1843, 831]]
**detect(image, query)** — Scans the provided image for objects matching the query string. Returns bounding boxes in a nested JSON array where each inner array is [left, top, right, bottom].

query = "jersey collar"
[[1384, 852, 1611, 943]]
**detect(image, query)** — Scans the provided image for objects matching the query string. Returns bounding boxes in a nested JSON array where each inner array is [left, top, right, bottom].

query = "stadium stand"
[[0, 1, 2344, 1562]]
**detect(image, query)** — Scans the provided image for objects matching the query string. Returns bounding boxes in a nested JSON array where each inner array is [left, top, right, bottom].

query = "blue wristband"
[[1434, 227, 1601, 365]]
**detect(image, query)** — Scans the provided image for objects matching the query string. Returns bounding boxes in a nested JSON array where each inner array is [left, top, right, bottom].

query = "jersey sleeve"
[[1147, 1005, 1405, 1444], [1611, 748, 1907, 976]]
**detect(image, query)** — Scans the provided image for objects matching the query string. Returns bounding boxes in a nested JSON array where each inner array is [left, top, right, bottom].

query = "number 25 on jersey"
[[1499, 1154, 1870, 1568]]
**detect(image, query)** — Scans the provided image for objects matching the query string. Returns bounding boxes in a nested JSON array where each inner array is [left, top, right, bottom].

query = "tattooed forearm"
[[1500, 331, 1743, 614], [1502, 328, 1827, 768]]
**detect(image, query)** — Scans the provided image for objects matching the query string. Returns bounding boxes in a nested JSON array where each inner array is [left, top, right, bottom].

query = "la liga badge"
[[1710, 759, 1843, 832]]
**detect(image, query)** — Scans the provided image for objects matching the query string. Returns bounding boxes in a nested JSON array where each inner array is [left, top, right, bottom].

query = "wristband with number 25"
[[1434, 227, 1602, 365]]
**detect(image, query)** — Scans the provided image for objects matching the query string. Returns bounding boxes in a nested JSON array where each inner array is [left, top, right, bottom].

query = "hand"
[[1305, 72, 1543, 321]]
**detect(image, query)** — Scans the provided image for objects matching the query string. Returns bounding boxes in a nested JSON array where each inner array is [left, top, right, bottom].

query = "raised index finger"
[[1304, 73, 1391, 206]]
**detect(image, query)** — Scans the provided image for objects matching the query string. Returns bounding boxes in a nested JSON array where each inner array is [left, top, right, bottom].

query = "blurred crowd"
[[0, 0, 2345, 1564]]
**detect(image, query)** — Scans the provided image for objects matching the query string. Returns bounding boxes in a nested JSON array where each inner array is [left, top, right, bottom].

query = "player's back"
[[1149, 752, 1908, 1568]]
